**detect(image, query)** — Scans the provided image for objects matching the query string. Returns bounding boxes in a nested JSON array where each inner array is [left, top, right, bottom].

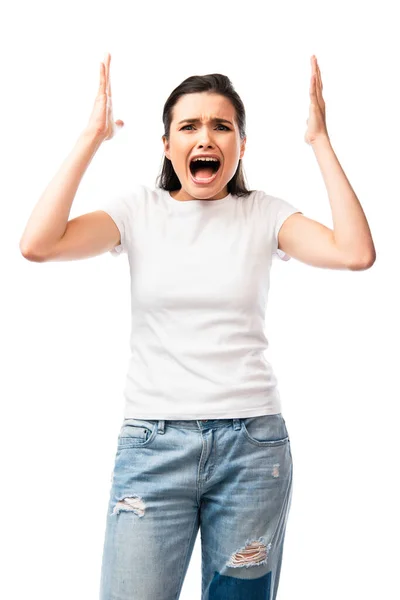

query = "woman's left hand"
[[304, 55, 329, 145]]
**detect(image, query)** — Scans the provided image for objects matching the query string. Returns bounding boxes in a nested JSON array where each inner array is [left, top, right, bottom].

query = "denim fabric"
[[100, 413, 293, 599]]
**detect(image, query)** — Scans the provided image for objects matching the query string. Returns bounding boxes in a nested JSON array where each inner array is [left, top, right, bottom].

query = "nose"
[[197, 129, 215, 147], [197, 143, 215, 153]]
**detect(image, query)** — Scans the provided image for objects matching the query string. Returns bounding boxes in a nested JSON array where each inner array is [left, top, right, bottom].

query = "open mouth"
[[189, 158, 221, 183]]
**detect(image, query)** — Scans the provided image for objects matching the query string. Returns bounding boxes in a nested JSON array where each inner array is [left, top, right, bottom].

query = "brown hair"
[[155, 74, 255, 197]]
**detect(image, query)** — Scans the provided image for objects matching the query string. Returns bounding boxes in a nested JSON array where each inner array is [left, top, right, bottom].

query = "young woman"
[[20, 53, 376, 599]]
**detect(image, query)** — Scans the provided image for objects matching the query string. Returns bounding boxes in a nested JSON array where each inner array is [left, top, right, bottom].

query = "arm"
[[310, 135, 376, 267], [277, 55, 376, 270], [19, 130, 103, 260], [20, 52, 123, 261]]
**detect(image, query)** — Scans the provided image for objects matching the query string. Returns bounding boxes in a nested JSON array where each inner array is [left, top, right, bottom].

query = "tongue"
[[193, 166, 215, 179]]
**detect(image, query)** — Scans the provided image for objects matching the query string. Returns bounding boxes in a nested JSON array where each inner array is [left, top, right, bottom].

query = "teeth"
[[192, 157, 219, 162]]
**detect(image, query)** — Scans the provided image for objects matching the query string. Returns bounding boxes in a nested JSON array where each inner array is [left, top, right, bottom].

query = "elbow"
[[360, 249, 377, 270], [19, 243, 46, 262], [347, 251, 376, 271]]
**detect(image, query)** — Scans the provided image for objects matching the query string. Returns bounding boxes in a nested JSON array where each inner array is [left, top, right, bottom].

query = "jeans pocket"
[[241, 414, 290, 447], [117, 418, 158, 449]]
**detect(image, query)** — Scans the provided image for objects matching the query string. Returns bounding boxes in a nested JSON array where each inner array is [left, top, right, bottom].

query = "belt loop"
[[233, 418, 241, 430], [157, 420, 165, 434]]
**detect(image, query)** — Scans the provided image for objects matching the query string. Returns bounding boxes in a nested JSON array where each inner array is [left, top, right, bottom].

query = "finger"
[[310, 56, 317, 95], [107, 53, 112, 98], [101, 62, 108, 96], [312, 57, 324, 106], [314, 57, 323, 94], [312, 56, 319, 85], [103, 53, 112, 99], [316, 61, 323, 91], [104, 53, 110, 95], [310, 65, 317, 98], [316, 66, 325, 108]]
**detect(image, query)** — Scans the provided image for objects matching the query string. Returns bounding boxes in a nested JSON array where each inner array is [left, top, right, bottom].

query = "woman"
[[20, 53, 376, 599]]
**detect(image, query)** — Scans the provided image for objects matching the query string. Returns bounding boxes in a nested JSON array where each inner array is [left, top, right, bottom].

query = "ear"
[[162, 135, 170, 160], [239, 136, 247, 160]]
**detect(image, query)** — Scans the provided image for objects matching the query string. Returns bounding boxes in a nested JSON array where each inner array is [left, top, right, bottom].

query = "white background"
[[2, 0, 399, 598]]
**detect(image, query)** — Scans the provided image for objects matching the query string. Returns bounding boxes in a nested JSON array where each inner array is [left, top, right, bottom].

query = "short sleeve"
[[98, 187, 138, 257], [266, 194, 303, 261]]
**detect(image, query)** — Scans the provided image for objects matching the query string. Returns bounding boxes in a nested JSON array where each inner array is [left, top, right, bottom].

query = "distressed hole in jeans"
[[111, 495, 146, 517], [226, 537, 272, 568]]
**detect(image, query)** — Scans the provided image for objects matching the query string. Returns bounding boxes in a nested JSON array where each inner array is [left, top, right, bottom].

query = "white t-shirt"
[[99, 185, 302, 419]]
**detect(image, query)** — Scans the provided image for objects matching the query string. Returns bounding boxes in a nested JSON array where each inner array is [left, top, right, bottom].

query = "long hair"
[[155, 74, 255, 197]]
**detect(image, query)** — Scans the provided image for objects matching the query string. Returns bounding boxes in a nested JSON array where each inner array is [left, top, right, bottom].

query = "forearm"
[[311, 135, 376, 264], [19, 129, 103, 257]]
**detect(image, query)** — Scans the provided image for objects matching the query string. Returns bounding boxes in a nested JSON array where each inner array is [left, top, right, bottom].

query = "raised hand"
[[304, 55, 328, 145], [86, 52, 124, 142]]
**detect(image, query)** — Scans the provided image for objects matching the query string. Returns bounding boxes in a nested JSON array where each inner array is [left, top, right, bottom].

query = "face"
[[162, 92, 246, 201]]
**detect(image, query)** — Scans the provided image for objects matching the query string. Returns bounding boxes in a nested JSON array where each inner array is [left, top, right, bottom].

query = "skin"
[[305, 55, 329, 145], [162, 92, 246, 201]]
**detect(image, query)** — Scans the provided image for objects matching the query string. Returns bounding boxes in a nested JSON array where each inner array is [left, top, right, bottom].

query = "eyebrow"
[[177, 117, 234, 126]]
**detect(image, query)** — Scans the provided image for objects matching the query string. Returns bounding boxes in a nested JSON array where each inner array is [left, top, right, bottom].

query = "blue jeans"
[[100, 413, 293, 599]]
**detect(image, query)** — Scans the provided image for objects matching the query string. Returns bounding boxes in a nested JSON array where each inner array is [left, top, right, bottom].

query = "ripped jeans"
[[99, 413, 293, 600]]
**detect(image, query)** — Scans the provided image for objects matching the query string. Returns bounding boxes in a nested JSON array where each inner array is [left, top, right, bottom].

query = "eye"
[[180, 124, 230, 131]]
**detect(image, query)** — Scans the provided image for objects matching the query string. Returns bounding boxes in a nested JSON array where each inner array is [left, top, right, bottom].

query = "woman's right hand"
[[85, 53, 124, 142]]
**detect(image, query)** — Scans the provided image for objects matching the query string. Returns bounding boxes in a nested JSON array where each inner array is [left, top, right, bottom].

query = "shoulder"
[[256, 190, 301, 216]]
